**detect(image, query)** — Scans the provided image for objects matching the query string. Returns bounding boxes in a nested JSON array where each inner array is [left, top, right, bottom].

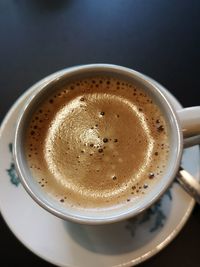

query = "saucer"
[[0, 70, 199, 267]]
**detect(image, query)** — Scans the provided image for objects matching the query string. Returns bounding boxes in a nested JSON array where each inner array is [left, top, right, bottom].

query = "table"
[[0, 1, 200, 266]]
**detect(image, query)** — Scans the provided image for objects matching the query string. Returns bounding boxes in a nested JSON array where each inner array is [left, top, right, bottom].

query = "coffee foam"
[[25, 76, 169, 209]]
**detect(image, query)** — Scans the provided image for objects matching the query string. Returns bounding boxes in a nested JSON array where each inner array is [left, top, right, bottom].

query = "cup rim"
[[13, 64, 183, 224]]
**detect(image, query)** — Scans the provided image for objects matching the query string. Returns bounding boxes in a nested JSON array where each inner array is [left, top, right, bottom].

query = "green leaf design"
[[125, 187, 173, 235], [6, 143, 20, 186]]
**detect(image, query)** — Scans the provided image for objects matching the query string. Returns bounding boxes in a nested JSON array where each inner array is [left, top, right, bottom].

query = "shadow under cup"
[[13, 64, 183, 224]]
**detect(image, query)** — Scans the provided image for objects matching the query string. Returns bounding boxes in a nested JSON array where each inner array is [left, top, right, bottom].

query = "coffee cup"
[[13, 64, 200, 224]]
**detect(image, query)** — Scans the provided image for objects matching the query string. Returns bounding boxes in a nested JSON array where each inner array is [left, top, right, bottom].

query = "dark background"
[[0, 0, 200, 266]]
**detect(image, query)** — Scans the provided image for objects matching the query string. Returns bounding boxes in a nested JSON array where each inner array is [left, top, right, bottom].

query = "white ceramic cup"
[[13, 64, 200, 224]]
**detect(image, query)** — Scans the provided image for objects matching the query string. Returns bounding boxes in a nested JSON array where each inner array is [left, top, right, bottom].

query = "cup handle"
[[177, 107, 200, 147], [176, 107, 200, 204]]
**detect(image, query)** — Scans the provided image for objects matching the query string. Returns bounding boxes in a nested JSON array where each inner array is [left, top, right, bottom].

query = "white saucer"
[[0, 70, 199, 267]]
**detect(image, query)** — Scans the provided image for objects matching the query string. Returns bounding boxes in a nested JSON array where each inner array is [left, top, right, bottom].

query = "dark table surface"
[[0, 1, 200, 266]]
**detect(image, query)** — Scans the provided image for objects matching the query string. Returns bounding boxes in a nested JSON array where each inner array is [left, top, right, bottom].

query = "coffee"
[[25, 76, 169, 209]]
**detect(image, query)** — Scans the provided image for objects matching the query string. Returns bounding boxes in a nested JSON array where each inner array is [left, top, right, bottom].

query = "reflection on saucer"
[[64, 189, 172, 255]]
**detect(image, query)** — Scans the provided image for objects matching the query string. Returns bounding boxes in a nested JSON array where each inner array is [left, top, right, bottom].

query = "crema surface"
[[25, 76, 169, 209]]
